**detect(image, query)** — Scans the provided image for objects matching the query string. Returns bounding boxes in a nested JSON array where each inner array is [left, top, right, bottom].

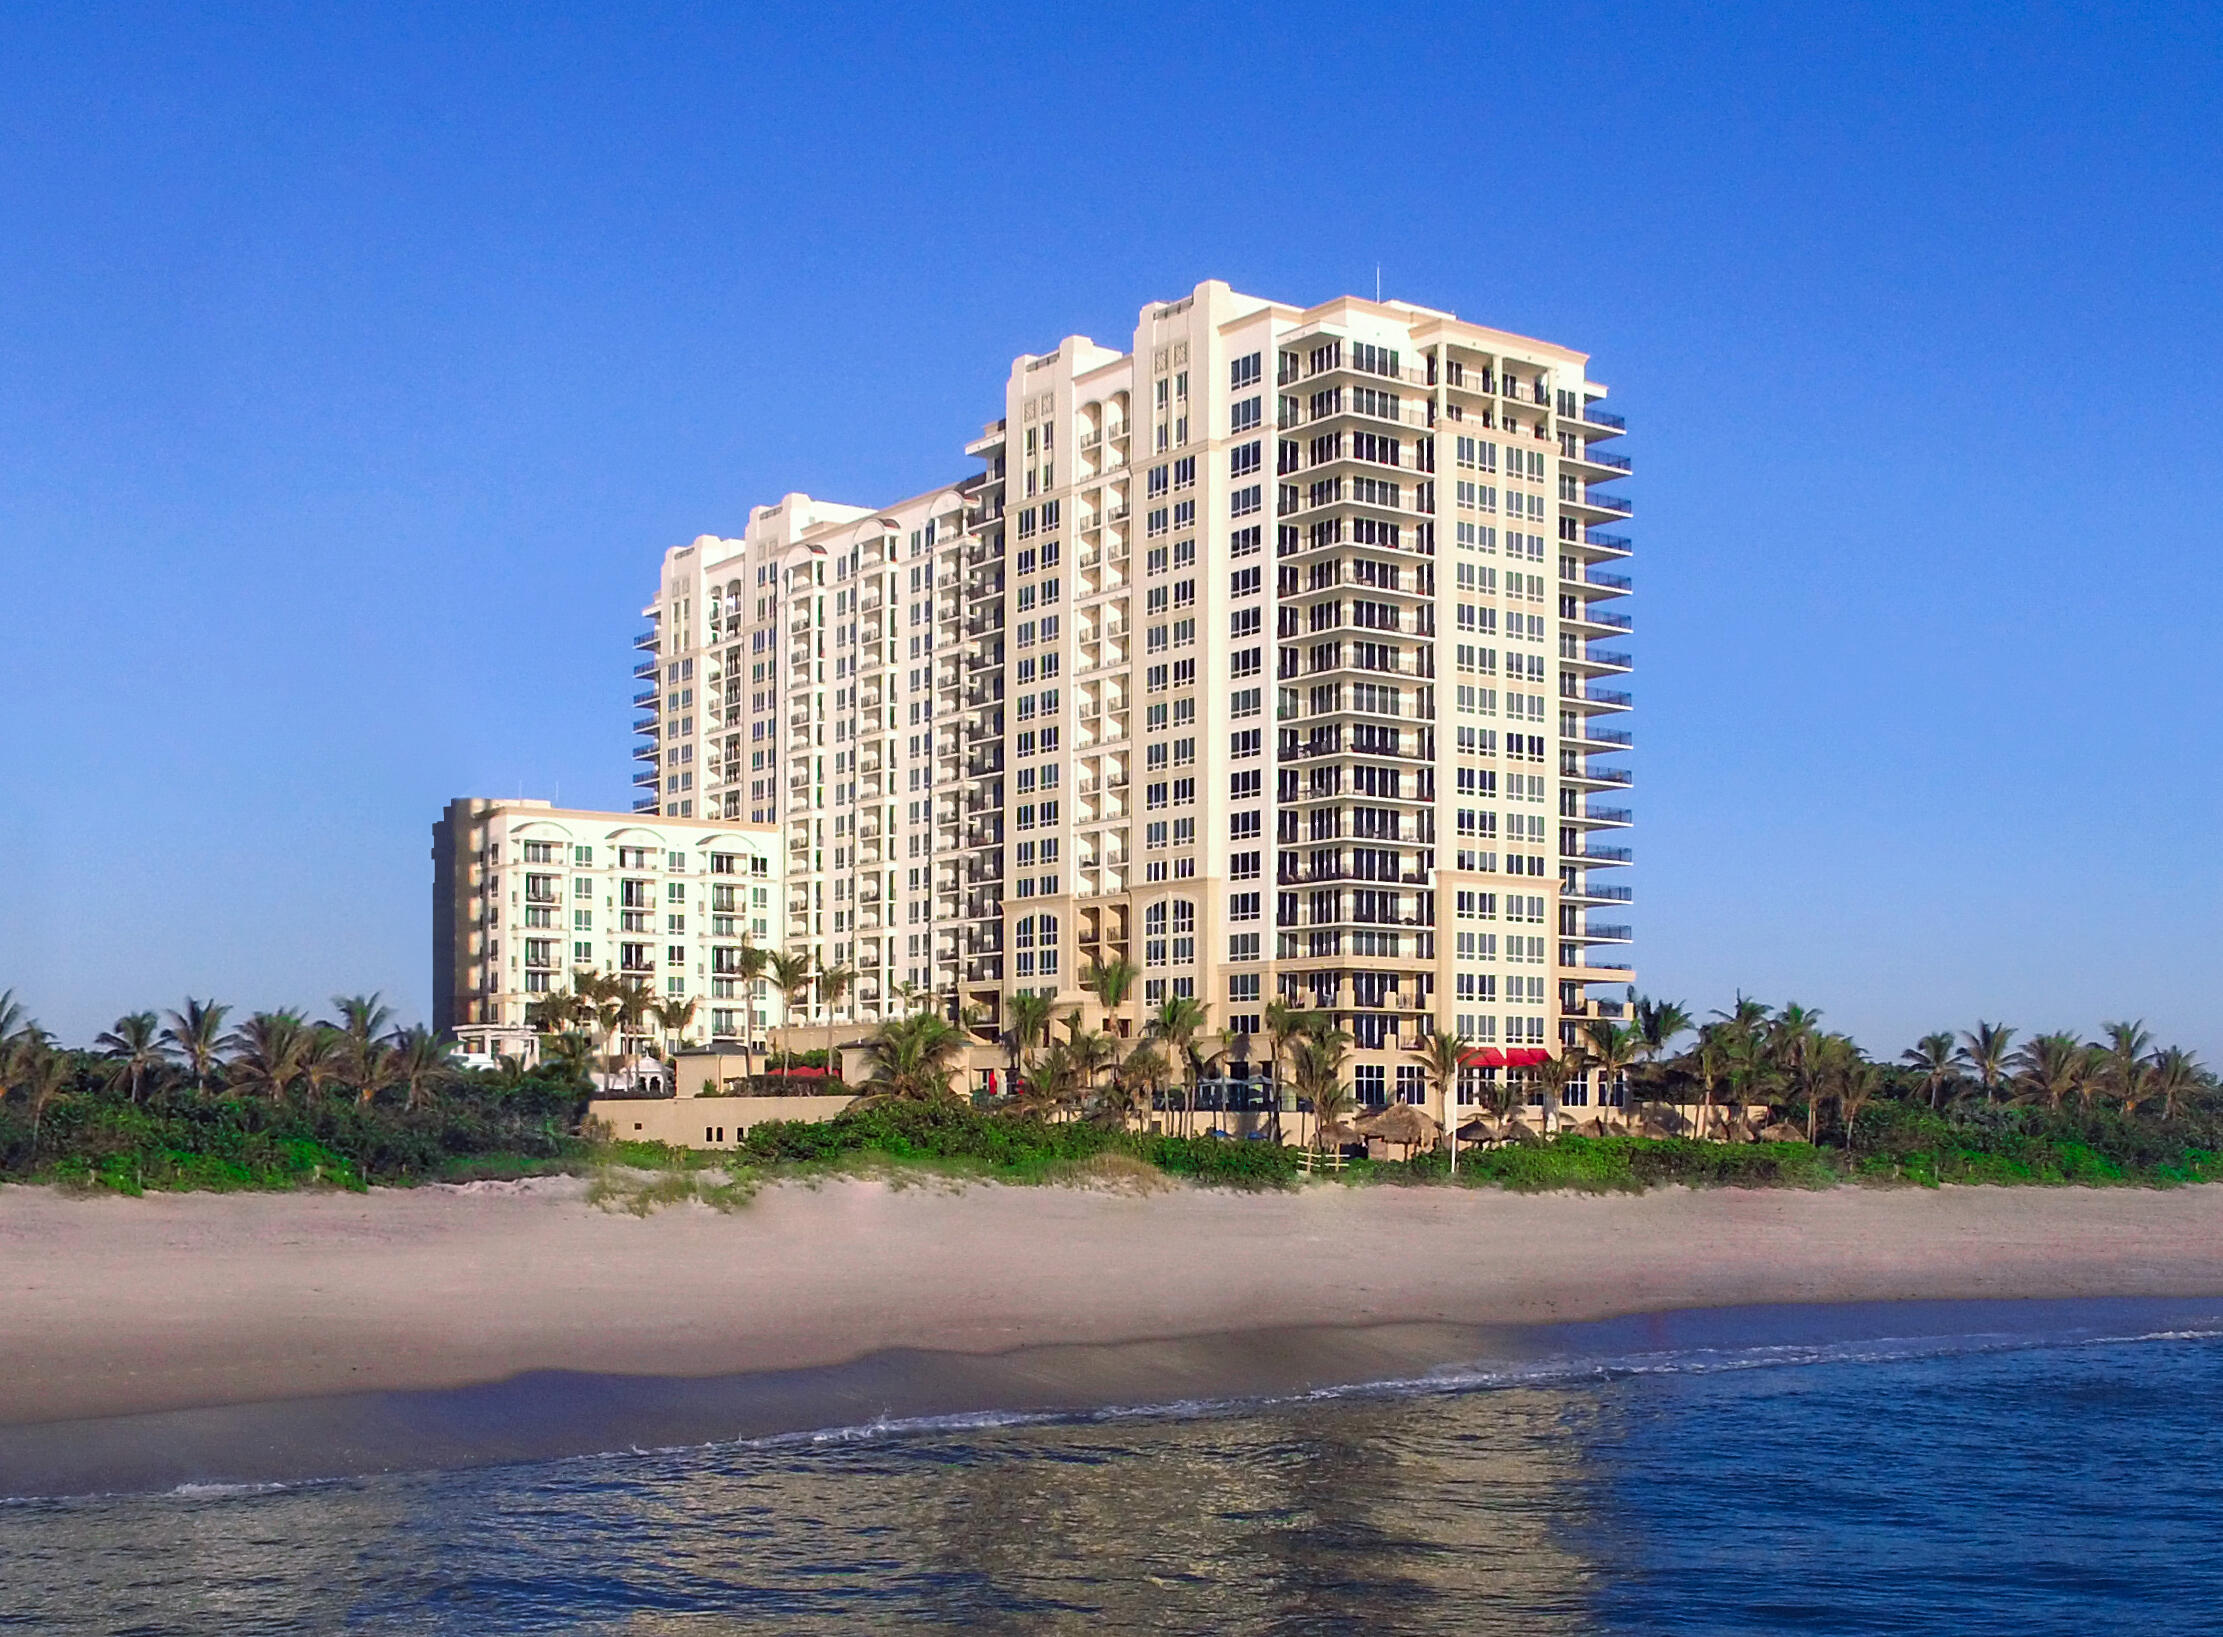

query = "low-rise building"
[[432, 797, 783, 1061]]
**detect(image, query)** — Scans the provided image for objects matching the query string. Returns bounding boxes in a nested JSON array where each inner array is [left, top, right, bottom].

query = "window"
[[1231, 608, 1261, 638], [1231, 352, 1262, 390], [1231, 687, 1261, 718], [1231, 810, 1261, 839], [1230, 566, 1262, 598], [1230, 648, 1262, 679], [1231, 850, 1261, 880], [1231, 396, 1261, 433], [1230, 769, 1261, 799]]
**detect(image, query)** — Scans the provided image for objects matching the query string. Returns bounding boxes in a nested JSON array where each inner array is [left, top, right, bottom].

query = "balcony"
[[1575, 845, 1633, 864], [632, 768, 660, 788], [1586, 491, 1634, 516], [1582, 806, 1634, 826], [632, 689, 659, 709], [633, 629, 659, 651], [633, 657, 660, 680], [1564, 880, 1634, 903], [1584, 531, 1633, 554], [1581, 924, 1634, 943], [1577, 403, 1626, 432], [633, 716, 660, 737]]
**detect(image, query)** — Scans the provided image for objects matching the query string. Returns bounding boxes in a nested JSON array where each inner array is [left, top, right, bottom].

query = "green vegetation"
[[2, 984, 2218, 1199]]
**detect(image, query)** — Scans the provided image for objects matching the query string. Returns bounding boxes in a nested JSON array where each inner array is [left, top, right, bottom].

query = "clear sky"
[[3, 3, 2218, 1056]]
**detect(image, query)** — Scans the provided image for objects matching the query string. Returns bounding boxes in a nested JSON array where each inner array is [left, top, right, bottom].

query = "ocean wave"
[[558, 1313, 2223, 1470]]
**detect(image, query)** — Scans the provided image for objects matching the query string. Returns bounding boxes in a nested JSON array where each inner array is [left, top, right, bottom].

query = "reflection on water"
[[6, 1315, 2221, 1635]]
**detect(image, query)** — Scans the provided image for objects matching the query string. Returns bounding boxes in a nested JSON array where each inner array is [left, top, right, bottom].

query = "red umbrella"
[[1460, 1047, 1506, 1067]]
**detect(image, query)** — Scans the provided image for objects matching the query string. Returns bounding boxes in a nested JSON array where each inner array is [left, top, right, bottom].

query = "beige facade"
[[632, 280, 1635, 1117], [589, 1092, 858, 1149], [432, 798, 783, 1060]]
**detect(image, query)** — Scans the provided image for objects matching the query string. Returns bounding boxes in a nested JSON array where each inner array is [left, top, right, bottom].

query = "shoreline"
[[9, 1294, 2221, 1498], [5, 1177, 2223, 1488]]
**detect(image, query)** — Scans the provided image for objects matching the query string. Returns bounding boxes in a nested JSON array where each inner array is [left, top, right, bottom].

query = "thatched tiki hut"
[[1355, 1103, 1443, 1158]]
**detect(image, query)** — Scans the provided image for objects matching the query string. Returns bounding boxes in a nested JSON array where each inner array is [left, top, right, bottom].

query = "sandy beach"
[[5, 1177, 2223, 1434]]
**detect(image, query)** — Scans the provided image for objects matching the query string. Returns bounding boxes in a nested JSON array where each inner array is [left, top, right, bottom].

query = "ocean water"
[[4, 1299, 2220, 1634]]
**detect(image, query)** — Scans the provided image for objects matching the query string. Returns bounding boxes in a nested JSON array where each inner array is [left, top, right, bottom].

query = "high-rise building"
[[634, 281, 1634, 1116]]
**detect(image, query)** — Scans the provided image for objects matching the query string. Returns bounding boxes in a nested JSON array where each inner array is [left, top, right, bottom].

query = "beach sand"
[[6, 1176, 2223, 1434]]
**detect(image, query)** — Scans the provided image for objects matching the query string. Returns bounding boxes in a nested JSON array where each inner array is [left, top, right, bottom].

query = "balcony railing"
[[633, 629, 659, 651], [1583, 688, 1633, 708], [1580, 569, 1633, 592], [1585, 492, 1634, 515], [1585, 531, 1632, 551], [1584, 806, 1633, 824], [1580, 404, 1626, 431], [1576, 845, 1633, 863], [1585, 450, 1632, 473], [1583, 924, 1634, 942], [1569, 882, 1634, 902]]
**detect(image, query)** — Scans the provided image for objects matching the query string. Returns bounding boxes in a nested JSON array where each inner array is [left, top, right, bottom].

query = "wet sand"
[[5, 1176, 2222, 1448]]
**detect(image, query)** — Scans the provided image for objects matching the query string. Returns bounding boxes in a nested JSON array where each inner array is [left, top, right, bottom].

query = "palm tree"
[[1688, 1025, 1728, 1139], [1083, 958, 1139, 1037], [816, 962, 856, 1071], [855, 1011, 970, 1104], [297, 1027, 350, 1103], [1532, 1044, 1590, 1136], [2096, 1019, 2155, 1116], [1955, 1021, 2016, 1107], [768, 951, 813, 1065], [2010, 1032, 2081, 1114], [162, 998, 230, 1093], [12, 1041, 75, 1155], [607, 977, 657, 1074], [650, 995, 699, 1057], [223, 1011, 312, 1106], [1408, 1028, 1472, 1166], [1292, 1033, 1350, 1155], [736, 944, 771, 1061], [1633, 994, 1693, 1061], [1060, 1020, 1122, 1119], [1147, 994, 1211, 1136], [1901, 1031, 1959, 1111], [394, 1027, 457, 1111], [0, 989, 26, 1051], [1582, 1019, 1642, 1132], [1260, 998, 1305, 1146], [354, 1037, 403, 1106], [1767, 1003, 1825, 1142], [2148, 1046, 2204, 1123], [1006, 990, 1056, 1093], [1111, 1038, 1170, 1131], [93, 1011, 164, 1104], [1837, 1058, 1885, 1151]]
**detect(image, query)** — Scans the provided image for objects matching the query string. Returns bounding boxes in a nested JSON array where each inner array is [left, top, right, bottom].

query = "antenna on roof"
[[1375, 264, 1381, 302]]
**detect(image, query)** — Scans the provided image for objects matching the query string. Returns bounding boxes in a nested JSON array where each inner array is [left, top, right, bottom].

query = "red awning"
[[1460, 1048, 1506, 1067], [1505, 1048, 1551, 1066]]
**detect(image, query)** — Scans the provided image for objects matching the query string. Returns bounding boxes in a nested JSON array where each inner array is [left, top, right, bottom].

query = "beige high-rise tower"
[[633, 280, 1634, 1122]]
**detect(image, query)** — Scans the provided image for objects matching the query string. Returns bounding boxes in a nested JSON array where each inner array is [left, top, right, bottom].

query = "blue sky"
[[2, 3, 2217, 1055]]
